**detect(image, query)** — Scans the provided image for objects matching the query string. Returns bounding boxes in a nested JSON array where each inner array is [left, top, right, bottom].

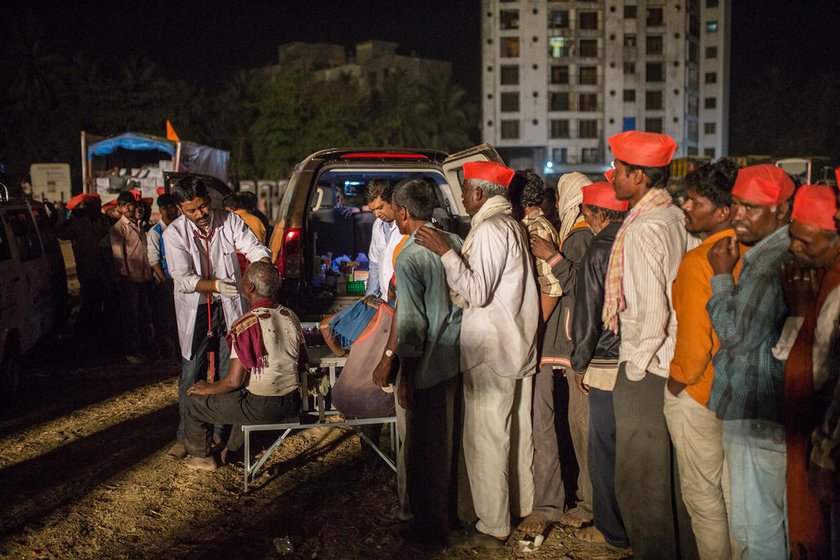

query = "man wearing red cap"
[[57, 193, 111, 334], [567, 182, 631, 550], [416, 160, 539, 549], [664, 159, 740, 560], [603, 130, 699, 559], [772, 185, 839, 558], [706, 164, 795, 559]]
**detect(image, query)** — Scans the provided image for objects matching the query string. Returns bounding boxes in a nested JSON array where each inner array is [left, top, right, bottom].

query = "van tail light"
[[276, 228, 303, 278]]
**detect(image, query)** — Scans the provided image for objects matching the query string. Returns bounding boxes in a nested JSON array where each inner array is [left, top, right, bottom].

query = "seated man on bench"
[[183, 261, 307, 471]]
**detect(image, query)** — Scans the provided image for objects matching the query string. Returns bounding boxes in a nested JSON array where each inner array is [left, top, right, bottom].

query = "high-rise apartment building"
[[481, 0, 730, 175]]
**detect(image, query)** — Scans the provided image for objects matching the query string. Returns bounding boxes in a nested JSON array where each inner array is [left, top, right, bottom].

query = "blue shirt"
[[707, 225, 791, 424], [395, 225, 463, 390]]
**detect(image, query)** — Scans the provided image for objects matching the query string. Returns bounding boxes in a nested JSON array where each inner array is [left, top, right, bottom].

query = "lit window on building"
[[548, 9, 569, 28], [550, 65, 570, 84], [624, 5, 637, 19], [623, 61, 636, 75], [646, 7, 664, 27], [623, 89, 636, 102], [578, 93, 599, 111], [550, 119, 570, 138], [501, 92, 520, 112], [704, 122, 717, 134], [706, 21, 718, 33], [548, 36, 570, 58], [704, 96, 717, 109], [579, 11, 599, 30], [646, 35, 663, 55], [706, 46, 718, 59], [501, 65, 520, 85], [579, 66, 598, 85], [579, 119, 599, 138], [579, 39, 598, 57], [705, 72, 717, 84], [624, 34, 637, 47], [501, 120, 520, 139], [582, 148, 600, 163], [645, 90, 663, 110], [645, 118, 663, 133], [500, 10, 520, 30], [501, 37, 520, 58], [550, 92, 572, 111], [645, 62, 664, 83]]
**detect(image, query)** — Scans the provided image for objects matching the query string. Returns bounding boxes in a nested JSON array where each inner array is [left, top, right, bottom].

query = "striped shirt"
[[618, 201, 699, 379], [707, 225, 791, 423]]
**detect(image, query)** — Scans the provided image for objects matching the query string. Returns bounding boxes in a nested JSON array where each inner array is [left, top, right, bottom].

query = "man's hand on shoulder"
[[415, 226, 450, 256]]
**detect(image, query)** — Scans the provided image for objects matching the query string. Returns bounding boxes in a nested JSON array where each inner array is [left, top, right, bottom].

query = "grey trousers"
[[531, 364, 566, 520], [613, 364, 698, 560], [565, 368, 593, 520]]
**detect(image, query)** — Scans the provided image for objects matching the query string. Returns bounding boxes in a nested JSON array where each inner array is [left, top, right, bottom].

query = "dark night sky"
[[5, 0, 840, 110]]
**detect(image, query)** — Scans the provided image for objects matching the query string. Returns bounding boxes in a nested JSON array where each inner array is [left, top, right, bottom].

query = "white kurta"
[[440, 212, 539, 377], [367, 218, 401, 297], [163, 211, 271, 360]]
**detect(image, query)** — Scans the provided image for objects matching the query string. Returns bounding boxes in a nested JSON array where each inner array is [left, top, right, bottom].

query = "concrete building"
[[263, 40, 451, 91], [481, 0, 731, 175]]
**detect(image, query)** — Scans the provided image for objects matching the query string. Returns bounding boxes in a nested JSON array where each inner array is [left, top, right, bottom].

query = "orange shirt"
[[670, 228, 745, 405], [234, 209, 266, 244]]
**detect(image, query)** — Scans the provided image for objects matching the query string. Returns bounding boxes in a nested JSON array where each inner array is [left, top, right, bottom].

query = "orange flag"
[[166, 120, 181, 141], [835, 165, 839, 187]]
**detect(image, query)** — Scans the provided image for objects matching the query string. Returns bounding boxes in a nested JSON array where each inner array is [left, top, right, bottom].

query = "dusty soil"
[[0, 246, 632, 559]]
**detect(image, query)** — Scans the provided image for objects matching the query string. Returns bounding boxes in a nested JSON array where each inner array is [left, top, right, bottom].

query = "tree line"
[[0, 23, 478, 185]]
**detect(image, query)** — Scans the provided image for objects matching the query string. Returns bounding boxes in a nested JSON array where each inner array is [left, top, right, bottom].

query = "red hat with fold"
[[731, 164, 795, 206], [462, 161, 516, 188], [604, 168, 616, 184], [582, 182, 630, 212], [66, 192, 101, 210], [791, 185, 838, 231], [608, 131, 678, 167]]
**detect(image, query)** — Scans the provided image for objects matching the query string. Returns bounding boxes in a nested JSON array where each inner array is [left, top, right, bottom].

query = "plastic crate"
[[346, 280, 366, 295]]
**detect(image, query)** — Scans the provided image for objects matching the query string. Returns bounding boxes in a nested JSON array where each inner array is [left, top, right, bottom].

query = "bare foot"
[[517, 512, 549, 534], [575, 526, 607, 543], [558, 512, 589, 528]]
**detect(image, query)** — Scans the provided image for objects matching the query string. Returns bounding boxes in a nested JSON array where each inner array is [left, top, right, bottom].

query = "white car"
[[0, 190, 67, 400]]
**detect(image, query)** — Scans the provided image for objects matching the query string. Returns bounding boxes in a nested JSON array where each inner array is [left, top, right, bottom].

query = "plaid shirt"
[[707, 225, 791, 424]]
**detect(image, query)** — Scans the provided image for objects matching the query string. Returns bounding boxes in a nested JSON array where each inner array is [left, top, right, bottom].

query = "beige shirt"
[[109, 215, 152, 282], [619, 200, 700, 380], [233, 304, 306, 397]]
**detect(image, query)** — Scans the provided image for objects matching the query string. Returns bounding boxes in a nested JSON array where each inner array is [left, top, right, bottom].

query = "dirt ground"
[[0, 246, 632, 560]]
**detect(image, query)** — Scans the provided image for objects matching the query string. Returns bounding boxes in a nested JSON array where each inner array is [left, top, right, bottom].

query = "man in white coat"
[[163, 176, 271, 460], [416, 160, 539, 549]]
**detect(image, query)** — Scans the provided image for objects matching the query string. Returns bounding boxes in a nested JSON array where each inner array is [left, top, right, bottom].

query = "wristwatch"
[[384, 349, 395, 358]]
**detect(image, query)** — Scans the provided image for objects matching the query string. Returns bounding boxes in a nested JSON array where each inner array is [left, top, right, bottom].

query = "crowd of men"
[[54, 130, 840, 559]]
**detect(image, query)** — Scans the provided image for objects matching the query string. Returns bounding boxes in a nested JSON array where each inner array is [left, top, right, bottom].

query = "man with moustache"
[[706, 164, 795, 559], [665, 159, 740, 560], [162, 175, 271, 461], [773, 185, 839, 558]]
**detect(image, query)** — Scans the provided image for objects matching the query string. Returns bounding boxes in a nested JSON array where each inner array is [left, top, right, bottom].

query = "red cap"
[[66, 193, 101, 210], [129, 189, 143, 202], [102, 199, 118, 211], [604, 168, 616, 184], [732, 164, 795, 206], [462, 161, 515, 188], [608, 131, 677, 167], [156, 187, 166, 196], [582, 182, 630, 212], [792, 185, 838, 231]]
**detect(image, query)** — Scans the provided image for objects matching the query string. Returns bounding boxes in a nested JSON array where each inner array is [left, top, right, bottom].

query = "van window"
[[30, 207, 61, 254], [0, 218, 11, 261], [307, 171, 453, 296], [3, 209, 43, 262]]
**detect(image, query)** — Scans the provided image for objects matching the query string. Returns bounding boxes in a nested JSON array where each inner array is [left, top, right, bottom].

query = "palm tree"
[[1, 16, 66, 110], [417, 71, 478, 152]]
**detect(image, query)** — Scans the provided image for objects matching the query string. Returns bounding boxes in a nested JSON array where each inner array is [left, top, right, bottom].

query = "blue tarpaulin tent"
[[86, 132, 176, 159]]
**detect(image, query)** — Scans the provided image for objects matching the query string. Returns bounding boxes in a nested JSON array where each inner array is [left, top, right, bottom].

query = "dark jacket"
[[570, 221, 622, 373], [541, 222, 593, 365]]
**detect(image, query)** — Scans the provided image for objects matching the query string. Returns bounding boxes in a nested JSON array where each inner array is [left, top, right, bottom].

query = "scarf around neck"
[[602, 187, 673, 333], [451, 195, 513, 309], [226, 297, 276, 372]]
